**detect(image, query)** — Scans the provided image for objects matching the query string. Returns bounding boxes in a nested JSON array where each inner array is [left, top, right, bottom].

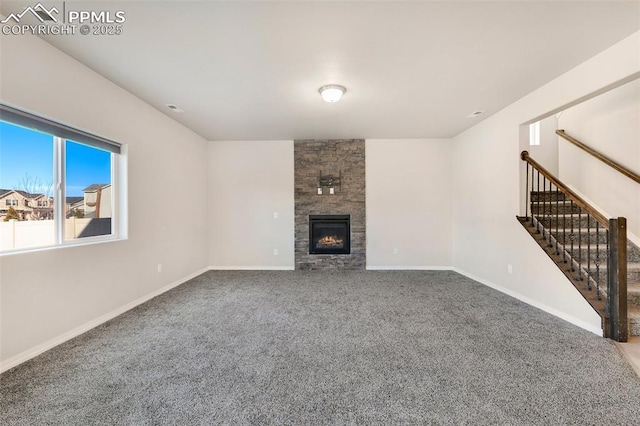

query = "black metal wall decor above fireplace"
[[309, 215, 351, 254]]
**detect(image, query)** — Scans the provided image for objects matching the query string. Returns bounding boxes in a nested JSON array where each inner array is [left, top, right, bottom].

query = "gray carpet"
[[1, 270, 640, 425]]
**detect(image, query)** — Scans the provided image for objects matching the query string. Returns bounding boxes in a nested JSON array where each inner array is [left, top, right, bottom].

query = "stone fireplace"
[[294, 139, 365, 270]]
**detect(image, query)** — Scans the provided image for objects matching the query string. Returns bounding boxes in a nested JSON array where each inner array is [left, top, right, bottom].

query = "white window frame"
[[1, 103, 128, 255]]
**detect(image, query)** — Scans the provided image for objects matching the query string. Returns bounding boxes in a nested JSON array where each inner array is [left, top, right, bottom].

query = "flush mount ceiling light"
[[318, 85, 347, 103]]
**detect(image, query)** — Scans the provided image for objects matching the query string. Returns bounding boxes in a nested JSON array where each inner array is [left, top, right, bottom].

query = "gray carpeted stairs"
[[529, 191, 640, 337]]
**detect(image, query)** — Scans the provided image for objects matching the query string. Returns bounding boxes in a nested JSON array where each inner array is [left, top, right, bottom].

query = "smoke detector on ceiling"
[[466, 111, 484, 118]]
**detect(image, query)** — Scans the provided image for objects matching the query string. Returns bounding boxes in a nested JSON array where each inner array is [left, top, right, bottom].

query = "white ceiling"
[[2, 1, 640, 141]]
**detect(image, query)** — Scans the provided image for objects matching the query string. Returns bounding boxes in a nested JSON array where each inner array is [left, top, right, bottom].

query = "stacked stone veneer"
[[294, 139, 365, 270]]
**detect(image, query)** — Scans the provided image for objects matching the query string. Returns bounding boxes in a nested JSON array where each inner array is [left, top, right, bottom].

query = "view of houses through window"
[[0, 119, 114, 252], [65, 139, 112, 242]]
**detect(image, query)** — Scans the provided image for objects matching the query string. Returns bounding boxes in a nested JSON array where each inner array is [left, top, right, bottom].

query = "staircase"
[[518, 190, 640, 337]]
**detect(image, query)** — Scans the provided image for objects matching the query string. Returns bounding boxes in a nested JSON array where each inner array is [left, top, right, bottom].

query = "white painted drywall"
[[0, 29, 209, 365], [208, 140, 294, 269], [558, 79, 640, 240], [452, 31, 640, 332], [366, 139, 453, 268]]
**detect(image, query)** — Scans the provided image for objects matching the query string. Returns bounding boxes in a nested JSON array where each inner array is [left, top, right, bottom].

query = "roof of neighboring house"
[[66, 197, 84, 205], [83, 184, 111, 192], [0, 189, 45, 199], [15, 190, 46, 199]]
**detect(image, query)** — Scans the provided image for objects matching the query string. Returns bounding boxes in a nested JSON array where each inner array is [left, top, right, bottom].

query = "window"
[[65, 140, 113, 240], [529, 121, 541, 146], [0, 104, 126, 253]]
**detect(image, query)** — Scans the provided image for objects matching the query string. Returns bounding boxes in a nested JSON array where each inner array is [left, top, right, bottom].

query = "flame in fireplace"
[[318, 235, 344, 247]]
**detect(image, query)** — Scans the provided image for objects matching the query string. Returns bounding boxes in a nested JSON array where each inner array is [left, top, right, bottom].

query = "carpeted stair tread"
[[629, 307, 640, 335], [564, 261, 640, 277], [599, 262, 640, 281], [628, 287, 640, 307]]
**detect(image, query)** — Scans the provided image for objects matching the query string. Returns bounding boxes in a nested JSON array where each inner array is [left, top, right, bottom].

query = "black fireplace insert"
[[309, 215, 351, 255]]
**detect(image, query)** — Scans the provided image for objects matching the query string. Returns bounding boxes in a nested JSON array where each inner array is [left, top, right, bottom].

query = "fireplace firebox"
[[309, 215, 350, 255]]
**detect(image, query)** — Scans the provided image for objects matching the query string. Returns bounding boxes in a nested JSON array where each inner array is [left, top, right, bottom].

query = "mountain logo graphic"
[[1, 3, 59, 24]]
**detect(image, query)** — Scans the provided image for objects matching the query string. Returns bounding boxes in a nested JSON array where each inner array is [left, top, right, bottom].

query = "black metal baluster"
[[554, 185, 560, 254], [536, 170, 541, 233], [577, 207, 583, 281], [547, 181, 553, 247], [569, 200, 575, 272], [542, 176, 547, 238], [586, 214, 592, 291], [595, 222, 601, 300], [530, 165, 535, 227], [605, 227, 610, 304], [562, 195, 567, 263], [525, 162, 530, 220]]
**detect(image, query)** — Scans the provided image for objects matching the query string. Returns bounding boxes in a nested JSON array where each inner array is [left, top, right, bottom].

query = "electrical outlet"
[[393, 248, 398, 255], [273, 212, 278, 219], [507, 264, 513, 274], [157, 263, 162, 273], [273, 248, 279, 256]]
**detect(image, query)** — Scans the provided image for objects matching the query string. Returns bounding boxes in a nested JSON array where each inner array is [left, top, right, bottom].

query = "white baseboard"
[[451, 267, 603, 336], [366, 265, 453, 271], [208, 266, 295, 271], [0, 267, 210, 374]]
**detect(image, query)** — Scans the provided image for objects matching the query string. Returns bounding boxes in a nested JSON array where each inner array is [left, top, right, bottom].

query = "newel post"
[[607, 217, 628, 342]]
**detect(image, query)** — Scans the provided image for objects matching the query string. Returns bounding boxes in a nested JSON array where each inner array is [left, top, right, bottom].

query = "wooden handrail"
[[556, 130, 640, 185], [521, 150, 609, 228]]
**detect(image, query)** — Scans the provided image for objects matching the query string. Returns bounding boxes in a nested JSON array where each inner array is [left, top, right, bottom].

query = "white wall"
[[558, 79, 640, 240], [0, 29, 209, 367], [208, 140, 294, 269], [452, 31, 640, 333], [208, 138, 456, 270], [366, 139, 452, 268]]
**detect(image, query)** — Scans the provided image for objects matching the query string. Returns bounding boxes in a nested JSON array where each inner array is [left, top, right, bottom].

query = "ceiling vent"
[[165, 104, 183, 112]]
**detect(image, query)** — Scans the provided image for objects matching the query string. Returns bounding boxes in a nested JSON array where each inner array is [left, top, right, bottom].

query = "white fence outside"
[[0, 218, 102, 251]]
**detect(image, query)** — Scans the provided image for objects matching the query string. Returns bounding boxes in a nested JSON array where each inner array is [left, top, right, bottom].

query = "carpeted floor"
[[1, 270, 640, 425]]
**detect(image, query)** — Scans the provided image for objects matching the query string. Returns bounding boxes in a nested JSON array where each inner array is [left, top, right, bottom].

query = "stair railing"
[[556, 130, 640, 185], [519, 151, 628, 341]]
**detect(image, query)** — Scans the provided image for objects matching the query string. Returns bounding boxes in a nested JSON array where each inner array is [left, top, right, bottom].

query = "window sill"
[[0, 235, 128, 257]]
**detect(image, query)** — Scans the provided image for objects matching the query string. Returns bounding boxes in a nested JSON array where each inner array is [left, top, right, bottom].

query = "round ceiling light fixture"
[[318, 84, 347, 103]]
